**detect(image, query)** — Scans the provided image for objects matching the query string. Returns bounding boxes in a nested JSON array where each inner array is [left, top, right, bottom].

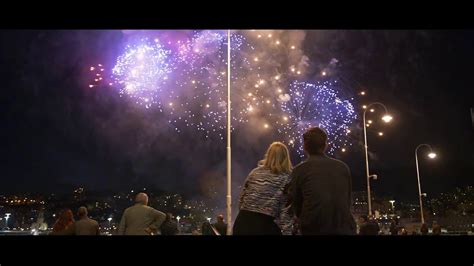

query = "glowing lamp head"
[[370, 109, 375, 113], [382, 114, 393, 123], [360, 91, 366, 95], [341, 148, 346, 152], [428, 152, 437, 159], [378, 132, 384, 136], [264, 124, 269, 129], [362, 105, 367, 109], [322, 71, 327, 76]]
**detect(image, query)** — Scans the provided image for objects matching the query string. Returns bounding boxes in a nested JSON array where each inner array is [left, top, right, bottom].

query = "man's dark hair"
[[303, 127, 328, 155]]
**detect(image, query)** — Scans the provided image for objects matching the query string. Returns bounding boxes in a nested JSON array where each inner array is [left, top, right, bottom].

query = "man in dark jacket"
[[213, 214, 227, 236], [160, 213, 179, 235], [288, 127, 356, 235], [358, 215, 380, 235]]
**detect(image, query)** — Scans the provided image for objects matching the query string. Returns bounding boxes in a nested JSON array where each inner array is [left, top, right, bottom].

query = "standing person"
[[358, 215, 379, 235], [50, 209, 75, 235], [213, 214, 227, 236], [73, 206, 100, 235], [432, 221, 441, 235], [288, 127, 356, 235], [160, 213, 179, 235], [118, 193, 166, 235], [420, 223, 429, 235], [201, 221, 219, 235], [390, 220, 398, 235], [233, 142, 293, 235]]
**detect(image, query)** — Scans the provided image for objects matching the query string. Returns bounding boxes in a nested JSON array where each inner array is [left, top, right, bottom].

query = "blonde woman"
[[233, 142, 293, 235]]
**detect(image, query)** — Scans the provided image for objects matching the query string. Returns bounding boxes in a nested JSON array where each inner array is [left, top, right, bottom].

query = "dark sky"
[[1, 30, 473, 203]]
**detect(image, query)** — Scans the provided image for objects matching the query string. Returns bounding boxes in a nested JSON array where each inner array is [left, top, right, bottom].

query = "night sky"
[[1, 30, 473, 203]]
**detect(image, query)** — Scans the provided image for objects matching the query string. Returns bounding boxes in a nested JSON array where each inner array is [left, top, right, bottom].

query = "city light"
[[360, 91, 366, 95], [428, 152, 437, 159], [382, 115, 393, 123], [378, 132, 384, 136]]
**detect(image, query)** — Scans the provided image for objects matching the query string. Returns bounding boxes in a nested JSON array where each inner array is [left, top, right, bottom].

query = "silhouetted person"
[[432, 221, 441, 235], [390, 220, 398, 235], [50, 209, 75, 235], [400, 227, 408, 235], [73, 206, 99, 235], [358, 215, 379, 235], [288, 127, 356, 235], [213, 214, 227, 236], [118, 193, 166, 235], [420, 223, 429, 235], [160, 213, 179, 235], [201, 221, 218, 235]]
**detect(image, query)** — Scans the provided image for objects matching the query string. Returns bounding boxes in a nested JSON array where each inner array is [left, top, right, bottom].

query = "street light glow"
[[382, 114, 393, 123], [428, 152, 437, 159]]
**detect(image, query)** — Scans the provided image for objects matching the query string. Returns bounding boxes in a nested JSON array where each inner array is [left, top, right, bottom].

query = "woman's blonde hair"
[[258, 142, 292, 174]]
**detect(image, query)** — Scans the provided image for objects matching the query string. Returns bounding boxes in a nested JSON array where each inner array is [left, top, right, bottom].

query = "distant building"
[[352, 191, 368, 217]]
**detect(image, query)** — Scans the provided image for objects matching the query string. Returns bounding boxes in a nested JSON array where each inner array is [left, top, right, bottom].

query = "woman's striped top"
[[238, 166, 294, 234]]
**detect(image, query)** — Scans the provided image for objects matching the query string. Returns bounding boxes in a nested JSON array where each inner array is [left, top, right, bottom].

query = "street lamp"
[[415, 144, 437, 225], [5, 213, 11, 229], [389, 200, 395, 214], [363, 102, 392, 216], [206, 217, 211, 223], [107, 217, 112, 228]]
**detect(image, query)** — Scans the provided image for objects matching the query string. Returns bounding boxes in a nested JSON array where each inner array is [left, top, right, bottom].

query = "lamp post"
[[226, 29, 232, 236], [5, 213, 11, 229], [176, 216, 181, 233], [389, 200, 395, 215], [363, 102, 393, 216], [415, 144, 437, 225]]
